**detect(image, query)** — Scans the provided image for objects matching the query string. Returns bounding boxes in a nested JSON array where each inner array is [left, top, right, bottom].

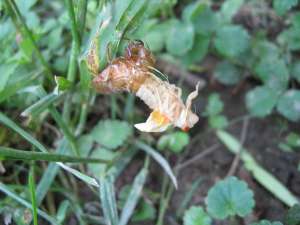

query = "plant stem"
[[0, 147, 111, 164], [63, 0, 88, 122], [29, 162, 38, 225], [156, 179, 175, 225], [4, 0, 53, 83]]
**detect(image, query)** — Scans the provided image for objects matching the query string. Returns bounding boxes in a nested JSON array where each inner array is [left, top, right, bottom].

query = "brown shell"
[[92, 41, 155, 94]]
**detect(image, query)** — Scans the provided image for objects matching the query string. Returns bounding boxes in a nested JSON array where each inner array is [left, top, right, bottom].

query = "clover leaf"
[[251, 220, 283, 225], [277, 90, 300, 121], [206, 176, 255, 219], [157, 131, 190, 153], [214, 25, 250, 58], [91, 119, 133, 149], [184, 206, 212, 225]]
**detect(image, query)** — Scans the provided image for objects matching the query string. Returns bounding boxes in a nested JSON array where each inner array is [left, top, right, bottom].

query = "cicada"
[[89, 41, 200, 132]]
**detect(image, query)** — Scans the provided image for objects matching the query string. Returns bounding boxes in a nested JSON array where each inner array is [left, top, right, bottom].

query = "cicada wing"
[[134, 110, 171, 132]]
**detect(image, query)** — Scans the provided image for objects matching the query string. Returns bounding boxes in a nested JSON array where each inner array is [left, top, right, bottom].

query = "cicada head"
[[125, 40, 155, 66]]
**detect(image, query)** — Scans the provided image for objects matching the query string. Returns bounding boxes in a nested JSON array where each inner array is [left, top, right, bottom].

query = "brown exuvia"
[[92, 41, 200, 132]]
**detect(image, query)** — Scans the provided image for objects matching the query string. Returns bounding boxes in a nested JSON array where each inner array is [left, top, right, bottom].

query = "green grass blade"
[[56, 200, 71, 224], [21, 92, 63, 117], [58, 162, 100, 187], [99, 176, 119, 225], [135, 141, 178, 189], [0, 146, 111, 164], [176, 177, 203, 217], [118, 165, 148, 225], [0, 71, 40, 103], [115, 0, 148, 33], [0, 112, 48, 153], [107, 147, 138, 182], [0, 182, 58, 224], [4, 0, 53, 83], [36, 139, 69, 205], [216, 129, 299, 207], [29, 163, 38, 225]]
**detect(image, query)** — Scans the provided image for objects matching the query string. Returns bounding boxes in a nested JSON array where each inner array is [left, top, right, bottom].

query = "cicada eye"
[[134, 39, 144, 46]]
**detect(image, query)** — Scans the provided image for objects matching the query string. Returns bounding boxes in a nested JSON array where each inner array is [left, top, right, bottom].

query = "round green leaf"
[[181, 34, 210, 66], [251, 220, 283, 225], [157, 131, 190, 153], [291, 61, 300, 83], [208, 115, 228, 130], [143, 25, 166, 52], [204, 93, 224, 116], [184, 206, 212, 225], [91, 120, 133, 149], [273, 0, 298, 16], [284, 204, 300, 225], [182, 3, 217, 35], [214, 25, 250, 58], [246, 86, 278, 117], [254, 57, 289, 93], [214, 61, 242, 85], [278, 28, 300, 51], [277, 90, 300, 121], [206, 176, 255, 219], [88, 148, 115, 177], [166, 20, 195, 56]]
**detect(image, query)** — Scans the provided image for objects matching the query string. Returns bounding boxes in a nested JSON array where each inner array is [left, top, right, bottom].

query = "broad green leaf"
[[181, 34, 210, 66], [88, 148, 115, 178], [220, 0, 244, 23], [208, 115, 228, 130], [183, 206, 212, 225], [166, 20, 195, 56], [278, 27, 300, 51], [157, 131, 190, 153], [214, 25, 250, 58], [255, 57, 289, 93], [204, 93, 224, 116], [132, 200, 156, 221], [206, 176, 255, 219], [119, 167, 148, 225], [273, 0, 298, 15], [137, 19, 175, 53], [284, 204, 300, 225], [182, 1, 206, 23], [251, 220, 283, 225], [277, 90, 300, 121], [245, 86, 278, 117], [91, 120, 133, 149], [252, 40, 279, 60], [183, 3, 217, 35], [285, 133, 300, 148], [291, 61, 300, 83], [77, 134, 94, 157], [214, 61, 241, 85]]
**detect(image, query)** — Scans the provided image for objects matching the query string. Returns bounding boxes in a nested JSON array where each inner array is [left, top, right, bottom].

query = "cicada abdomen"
[[92, 41, 200, 132]]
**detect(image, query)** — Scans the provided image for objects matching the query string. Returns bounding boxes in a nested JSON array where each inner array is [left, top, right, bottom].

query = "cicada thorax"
[[92, 41, 155, 94]]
